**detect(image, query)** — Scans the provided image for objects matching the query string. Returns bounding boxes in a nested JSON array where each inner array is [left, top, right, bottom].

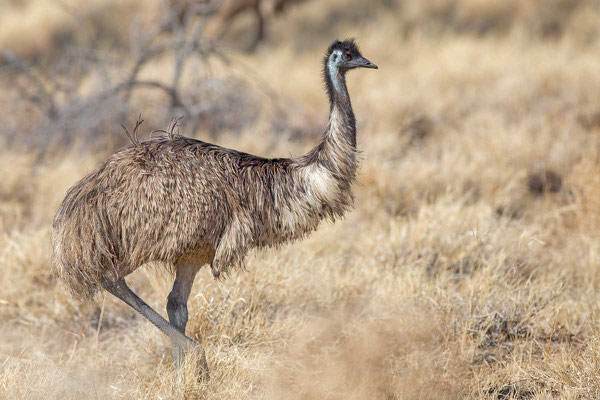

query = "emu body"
[[53, 134, 353, 298], [51, 39, 377, 380]]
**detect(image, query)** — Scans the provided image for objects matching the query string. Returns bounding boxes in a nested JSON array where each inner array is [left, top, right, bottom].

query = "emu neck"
[[291, 62, 358, 219], [324, 68, 356, 148]]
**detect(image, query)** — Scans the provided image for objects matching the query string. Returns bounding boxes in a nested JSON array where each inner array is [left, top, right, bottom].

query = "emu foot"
[[173, 341, 210, 383]]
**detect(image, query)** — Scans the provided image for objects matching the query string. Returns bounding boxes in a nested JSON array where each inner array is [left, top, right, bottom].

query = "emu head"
[[325, 39, 378, 75]]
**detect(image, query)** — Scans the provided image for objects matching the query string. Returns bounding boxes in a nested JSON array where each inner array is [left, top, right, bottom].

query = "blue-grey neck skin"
[[323, 50, 357, 148]]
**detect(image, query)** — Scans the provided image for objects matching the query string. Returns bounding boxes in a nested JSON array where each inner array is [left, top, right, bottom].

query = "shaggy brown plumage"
[[52, 39, 376, 300], [51, 39, 377, 379], [53, 130, 353, 297]]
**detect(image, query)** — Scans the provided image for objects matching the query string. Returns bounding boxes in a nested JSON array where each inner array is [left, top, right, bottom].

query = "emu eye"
[[344, 54, 352, 61]]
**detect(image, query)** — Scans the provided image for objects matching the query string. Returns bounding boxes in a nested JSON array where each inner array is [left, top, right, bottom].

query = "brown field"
[[2, 0, 600, 398]]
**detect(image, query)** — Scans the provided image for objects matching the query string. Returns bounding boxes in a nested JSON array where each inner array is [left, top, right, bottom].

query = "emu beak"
[[359, 56, 378, 69]]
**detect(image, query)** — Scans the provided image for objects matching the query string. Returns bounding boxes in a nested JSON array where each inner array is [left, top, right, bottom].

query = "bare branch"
[[0, 1, 230, 148], [0, 50, 59, 120], [119, 80, 190, 114]]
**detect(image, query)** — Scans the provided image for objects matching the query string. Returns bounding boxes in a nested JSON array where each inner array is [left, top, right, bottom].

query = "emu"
[[51, 39, 377, 379]]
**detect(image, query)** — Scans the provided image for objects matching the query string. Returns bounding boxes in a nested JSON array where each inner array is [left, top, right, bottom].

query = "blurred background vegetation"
[[2, 0, 599, 151]]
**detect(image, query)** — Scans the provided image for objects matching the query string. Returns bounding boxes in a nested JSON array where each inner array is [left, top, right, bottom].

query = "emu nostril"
[[364, 60, 378, 69]]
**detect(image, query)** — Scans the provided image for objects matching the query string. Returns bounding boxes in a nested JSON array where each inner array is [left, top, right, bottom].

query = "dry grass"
[[2, 0, 600, 398]]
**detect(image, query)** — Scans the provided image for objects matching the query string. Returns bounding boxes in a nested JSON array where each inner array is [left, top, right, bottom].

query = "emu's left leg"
[[167, 264, 207, 378]]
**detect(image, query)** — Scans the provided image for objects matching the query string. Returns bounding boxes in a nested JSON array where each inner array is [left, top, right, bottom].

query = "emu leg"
[[167, 265, 207, 378], [101, 278, 209, 380]]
